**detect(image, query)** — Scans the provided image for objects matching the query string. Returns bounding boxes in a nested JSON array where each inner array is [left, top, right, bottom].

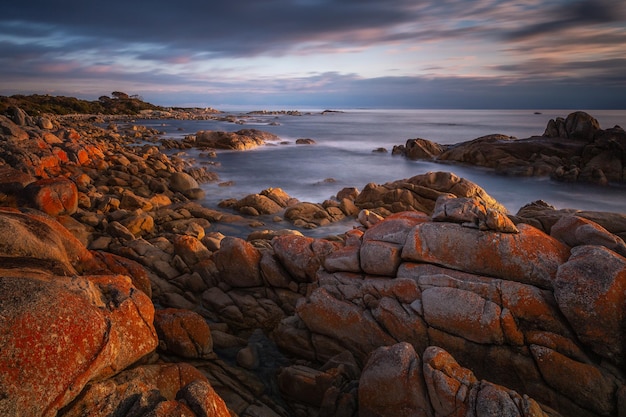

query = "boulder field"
[[1, 107, 626, 417]]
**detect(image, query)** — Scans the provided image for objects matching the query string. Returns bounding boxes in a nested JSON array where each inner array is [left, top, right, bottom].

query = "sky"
[[1, 0, 625, 109]]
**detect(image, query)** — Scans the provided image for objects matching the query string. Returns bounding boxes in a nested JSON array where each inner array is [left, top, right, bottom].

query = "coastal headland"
[[1, 95, 626, 417]]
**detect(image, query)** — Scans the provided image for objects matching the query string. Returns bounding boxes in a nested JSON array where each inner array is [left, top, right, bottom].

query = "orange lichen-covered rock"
[[422, 345, 478, 416], [359, 211, 429, 276], [173, 234, 212, 269], [551, 215, 626, 257], [362, 210, 429, 244], [59, 363, 217, 417], [423, 346, 549, 417], [421, 287, 506, 345], [154, 308, 213, 359], [359, 240, 403, 276], [530, 345, 618, 416], [88, 250, 152, 297], [272, 235, 321, 283], [554, 245, 626, 365], [176, 379, 232, 417], [213, 236, 263, 287], [0, 165, 34, 194], [402, 222, 570, 289], [0, 272, 157, 417], [359, 342, 432, 417], [432, 195, 518, 233], [296, 287, 396, 361], [23, 177, 79, 216], [0, 207, 94, 275]]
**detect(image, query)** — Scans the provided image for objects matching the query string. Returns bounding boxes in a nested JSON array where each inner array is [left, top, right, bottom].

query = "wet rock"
[[295, 138, 316, 145], [392, 112, 624, 184], [227, 187, 299, 217]]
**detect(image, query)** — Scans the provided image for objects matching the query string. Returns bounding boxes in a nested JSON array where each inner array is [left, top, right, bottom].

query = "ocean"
[[135, 109, 626, 236]]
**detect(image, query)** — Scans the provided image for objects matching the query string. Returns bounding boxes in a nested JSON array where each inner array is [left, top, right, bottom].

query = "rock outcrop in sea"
[[393, 111, 626, 185], [1, 106, 626, 417]]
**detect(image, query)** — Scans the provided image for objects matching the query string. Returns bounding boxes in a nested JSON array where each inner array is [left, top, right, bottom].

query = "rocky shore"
[[2, 105, 626, 417], [392, 111, 626, 185]]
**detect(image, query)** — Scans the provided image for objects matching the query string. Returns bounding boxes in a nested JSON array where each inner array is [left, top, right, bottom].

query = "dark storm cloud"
[[3, 0, 624, 60], [1, 0, 422, 57]]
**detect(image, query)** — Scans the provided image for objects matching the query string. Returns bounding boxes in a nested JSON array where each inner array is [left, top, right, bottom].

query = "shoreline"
[[2, 106, 626, 416]]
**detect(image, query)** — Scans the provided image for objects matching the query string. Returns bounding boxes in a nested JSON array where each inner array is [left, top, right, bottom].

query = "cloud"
[[2, 0, 423, 57], [505, 0, 626, 40], [5, 65, 623, 110], [1, 0, 625, 108]]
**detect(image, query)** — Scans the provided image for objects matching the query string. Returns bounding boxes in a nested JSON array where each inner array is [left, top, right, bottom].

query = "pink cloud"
[[36, 62, 81, 73]]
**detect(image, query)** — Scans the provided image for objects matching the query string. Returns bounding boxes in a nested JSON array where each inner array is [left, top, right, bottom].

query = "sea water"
[[136, 109, 626, 235]]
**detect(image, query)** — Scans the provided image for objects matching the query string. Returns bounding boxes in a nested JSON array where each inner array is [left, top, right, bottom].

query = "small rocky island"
[[392, 111, 626, 185], [1, 98, 626, 417]]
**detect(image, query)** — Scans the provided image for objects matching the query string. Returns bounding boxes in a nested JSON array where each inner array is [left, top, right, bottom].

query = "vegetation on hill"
[[0, 92, 164, 115]]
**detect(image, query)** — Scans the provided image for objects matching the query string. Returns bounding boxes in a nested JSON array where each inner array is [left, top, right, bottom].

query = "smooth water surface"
[[137, 109, 626, 234]]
